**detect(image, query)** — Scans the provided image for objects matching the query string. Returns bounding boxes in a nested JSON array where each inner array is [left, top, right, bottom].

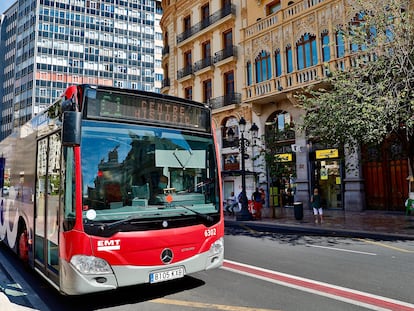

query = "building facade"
[[160, 0, 261, 210], [0, 0, 163, 140], [161, 0, 409, 213]]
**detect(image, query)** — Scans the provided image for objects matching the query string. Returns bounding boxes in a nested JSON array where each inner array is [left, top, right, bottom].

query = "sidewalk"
[[225, 206, 414, 240]]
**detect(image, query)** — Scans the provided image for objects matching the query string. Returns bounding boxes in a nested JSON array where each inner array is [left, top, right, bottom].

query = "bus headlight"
[[209, 237, 224, 256], [70, 255, 113, 274]]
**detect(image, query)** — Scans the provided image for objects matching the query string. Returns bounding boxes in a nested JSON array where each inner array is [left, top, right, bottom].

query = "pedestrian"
[[226, 191, 238, 215], [252, 187, 262, 219], [260, 188, 265, 206], [310, 187, 323, 224]]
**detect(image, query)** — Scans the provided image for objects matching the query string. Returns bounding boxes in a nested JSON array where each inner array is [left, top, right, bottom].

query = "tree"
[[298, 0, 414, 182]]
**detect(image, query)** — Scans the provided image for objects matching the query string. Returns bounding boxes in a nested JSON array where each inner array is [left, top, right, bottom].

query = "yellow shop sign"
[[275, 153, 292, 162], [315, 148, 339, 159]]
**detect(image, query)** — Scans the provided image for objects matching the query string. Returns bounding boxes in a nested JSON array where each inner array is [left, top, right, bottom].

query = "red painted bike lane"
[[223, 260, 414, 311]]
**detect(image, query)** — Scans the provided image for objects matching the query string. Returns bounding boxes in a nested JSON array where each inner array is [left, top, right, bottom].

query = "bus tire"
[[18, 224, 29, 264]]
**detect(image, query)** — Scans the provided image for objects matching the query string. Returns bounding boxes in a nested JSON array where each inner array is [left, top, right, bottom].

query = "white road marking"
[[306, 244, 377, 256]]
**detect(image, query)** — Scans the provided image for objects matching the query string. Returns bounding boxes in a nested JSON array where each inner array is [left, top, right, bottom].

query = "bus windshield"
[[80, 120, 219, 231]]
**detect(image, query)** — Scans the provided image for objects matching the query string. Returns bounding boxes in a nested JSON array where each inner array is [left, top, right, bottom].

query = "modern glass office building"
[[0, 0, 163, 140]]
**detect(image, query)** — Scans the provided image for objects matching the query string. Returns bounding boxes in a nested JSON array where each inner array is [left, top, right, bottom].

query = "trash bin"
[[293, 202, 303, 220]]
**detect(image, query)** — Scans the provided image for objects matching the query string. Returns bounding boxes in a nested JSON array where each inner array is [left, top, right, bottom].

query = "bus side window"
[[0, 157, 5, 195], [62, 147, 76, 231]]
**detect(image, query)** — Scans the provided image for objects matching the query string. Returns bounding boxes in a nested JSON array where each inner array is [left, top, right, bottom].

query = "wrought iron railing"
[[176, 4, 235, 43]]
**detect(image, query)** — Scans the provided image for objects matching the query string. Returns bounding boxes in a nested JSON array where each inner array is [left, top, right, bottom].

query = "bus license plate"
[[149, 267, 185, 284]]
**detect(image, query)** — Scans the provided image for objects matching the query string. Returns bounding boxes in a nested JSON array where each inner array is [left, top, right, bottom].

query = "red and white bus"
[[0, 85, 224, 295]]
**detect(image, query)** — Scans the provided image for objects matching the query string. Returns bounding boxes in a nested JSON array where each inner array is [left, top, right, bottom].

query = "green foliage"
[[297, 0, 414, 163]]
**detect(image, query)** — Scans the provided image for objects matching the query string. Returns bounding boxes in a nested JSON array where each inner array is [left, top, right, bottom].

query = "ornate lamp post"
[[227, 117, 259, 221]]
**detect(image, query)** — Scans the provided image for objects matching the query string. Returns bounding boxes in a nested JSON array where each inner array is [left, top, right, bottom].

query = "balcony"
[[176, 4, 235, 44], [213, 46, 237, 64], [244, 0, 326, 39], [244, 63, 328, 102], [208, 93, 241, 109], [177, 65, 194, 80], [161, 78, 170, 89], [194, 57, 213, 72], [162, 45, 170, 57]]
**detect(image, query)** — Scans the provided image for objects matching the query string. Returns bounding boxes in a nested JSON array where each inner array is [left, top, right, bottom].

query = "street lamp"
[[227, 117, 259, 221]]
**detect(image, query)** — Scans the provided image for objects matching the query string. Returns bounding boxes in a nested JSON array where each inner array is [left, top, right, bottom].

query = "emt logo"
[[97, 239, 121, 251]]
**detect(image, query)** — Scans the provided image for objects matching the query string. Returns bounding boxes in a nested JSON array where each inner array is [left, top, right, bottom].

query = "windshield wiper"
[[177, 205, 215, 225], [97, 214, 161, 231]]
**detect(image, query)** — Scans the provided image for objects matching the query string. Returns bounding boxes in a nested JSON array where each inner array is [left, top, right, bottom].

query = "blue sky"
[[1, 0, 16, 14]]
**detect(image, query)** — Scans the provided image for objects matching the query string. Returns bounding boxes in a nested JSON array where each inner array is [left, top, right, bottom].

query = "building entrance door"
[[314, 159, 343, 209], [362, 136, 408, 211], [311, 147, 343, 209]]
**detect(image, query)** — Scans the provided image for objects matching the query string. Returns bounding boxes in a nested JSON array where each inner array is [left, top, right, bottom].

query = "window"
[[246, 61, 252, 86], [185, 86, 192, 100], [255, 50, 272, 83], [223, 30, 233, 49], [184, 50, 192, 68], [184, 15, 191, 32], [222, 0, 231, 8], [286, 45, 293, 73], [224, 71, 234, 97], [202, 41, 211, 59], [265, 111, 294, 141], [267, 0, 281, 15], [349, 12, 376, 52], [296, 33, 317, 70], [203, 79, 212, 103], [321, 30, 330, 62], [274, 49, 282, 77], [336, 30, 345, 58], [201, 4, 209, 22]]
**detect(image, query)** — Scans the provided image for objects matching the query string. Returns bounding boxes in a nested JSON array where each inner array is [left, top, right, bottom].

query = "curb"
[[225, 220, 414, 241]]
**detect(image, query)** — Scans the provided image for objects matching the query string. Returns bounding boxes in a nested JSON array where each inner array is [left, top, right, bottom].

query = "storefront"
[[311, 148, 343, 209], [269, 152, 296, 207]]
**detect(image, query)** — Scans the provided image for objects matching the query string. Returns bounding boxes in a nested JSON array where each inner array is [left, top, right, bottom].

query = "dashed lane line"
[[306, 244, 377, 256]]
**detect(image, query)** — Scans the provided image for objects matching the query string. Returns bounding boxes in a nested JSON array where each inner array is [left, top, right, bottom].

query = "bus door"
[[35, 133, 61, 284]]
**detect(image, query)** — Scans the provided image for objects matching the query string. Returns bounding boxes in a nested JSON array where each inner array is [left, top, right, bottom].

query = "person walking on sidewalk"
[[252, 188, 263, 219], [311, 187, 323, 224], [226, 191, 238, 216]]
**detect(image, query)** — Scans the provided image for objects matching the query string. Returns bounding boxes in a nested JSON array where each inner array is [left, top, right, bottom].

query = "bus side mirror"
[[62, 111, 82, 146]]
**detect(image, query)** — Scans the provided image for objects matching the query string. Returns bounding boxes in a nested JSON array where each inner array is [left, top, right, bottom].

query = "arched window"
[[266, 111, 294, 136], [286, 44, 293, 73], [296, 33, 317, 70], [321, 30, 330, 62], [274, 49, 282, 77], [246, 61, 252, 86], [335, 30, 345, 58], [349, 13, 365, 53], [349, 12, 376, 52], [255, 50, 272, 83]]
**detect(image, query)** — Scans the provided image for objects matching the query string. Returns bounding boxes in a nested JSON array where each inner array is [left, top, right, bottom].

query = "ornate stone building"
[[161, 0, 409, 213]]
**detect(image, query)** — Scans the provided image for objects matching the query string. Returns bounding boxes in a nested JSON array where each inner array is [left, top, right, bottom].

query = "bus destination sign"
[[86, 90, 210, 132]]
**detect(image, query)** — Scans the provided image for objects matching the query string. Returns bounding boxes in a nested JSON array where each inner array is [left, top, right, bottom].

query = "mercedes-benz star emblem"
[[161, 248, 173, 264]]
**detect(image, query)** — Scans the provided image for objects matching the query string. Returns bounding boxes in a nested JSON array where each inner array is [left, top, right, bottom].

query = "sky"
[[1, 0, 16, 14]]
